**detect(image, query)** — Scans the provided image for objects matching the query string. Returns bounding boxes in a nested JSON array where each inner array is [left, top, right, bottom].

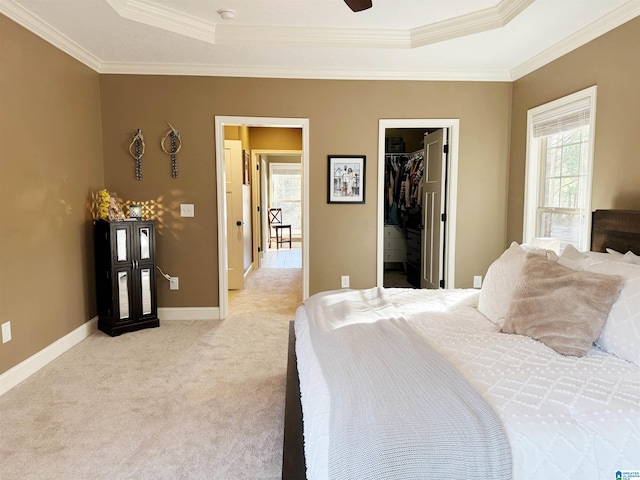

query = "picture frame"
[[327, 155, 366, 204]]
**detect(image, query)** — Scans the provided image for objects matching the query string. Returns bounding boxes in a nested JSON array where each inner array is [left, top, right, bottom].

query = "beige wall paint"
[[0, 17, 104, 373], [508, 16, 640, 244], [100, 76, 512, 300]]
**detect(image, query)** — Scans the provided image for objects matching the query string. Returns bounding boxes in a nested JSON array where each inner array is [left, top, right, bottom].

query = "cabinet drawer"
[[384, 249, 406, 262], [385, 238, 407, 251], [384, 225, 405, 239]]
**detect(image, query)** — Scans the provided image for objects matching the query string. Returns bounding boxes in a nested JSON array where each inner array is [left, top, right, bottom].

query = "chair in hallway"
[[268, 208, 292, 249]]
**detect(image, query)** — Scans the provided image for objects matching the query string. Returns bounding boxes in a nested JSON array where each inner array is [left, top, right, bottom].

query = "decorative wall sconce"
[[161, 123, 182, 178], [128, 129, 145, 180]]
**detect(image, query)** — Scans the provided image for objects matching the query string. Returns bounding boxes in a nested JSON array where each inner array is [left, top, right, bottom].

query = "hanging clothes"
[[384, 150, 424, 225]]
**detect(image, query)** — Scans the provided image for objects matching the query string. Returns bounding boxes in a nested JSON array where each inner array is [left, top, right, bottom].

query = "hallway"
[[261, 242, 302, 269]]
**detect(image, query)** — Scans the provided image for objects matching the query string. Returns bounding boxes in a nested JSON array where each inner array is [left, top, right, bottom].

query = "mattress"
[[295, 288, 640, 480]]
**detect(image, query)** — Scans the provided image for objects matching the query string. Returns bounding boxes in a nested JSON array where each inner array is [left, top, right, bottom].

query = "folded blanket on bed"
[[304, 287, 512, 480]]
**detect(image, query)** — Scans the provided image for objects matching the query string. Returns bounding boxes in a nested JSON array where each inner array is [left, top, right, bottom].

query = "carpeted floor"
[[0, 267, 303, 480]]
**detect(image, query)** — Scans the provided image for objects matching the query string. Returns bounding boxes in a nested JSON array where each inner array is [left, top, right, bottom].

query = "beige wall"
[[29, 8, 639, 374], [507, 16, 640, 244], [100, 76, 513, 301], [0, 17, 104, 373]]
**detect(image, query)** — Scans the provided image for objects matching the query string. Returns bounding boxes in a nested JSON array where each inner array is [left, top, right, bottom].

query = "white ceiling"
[[2, 0, 639, 81]]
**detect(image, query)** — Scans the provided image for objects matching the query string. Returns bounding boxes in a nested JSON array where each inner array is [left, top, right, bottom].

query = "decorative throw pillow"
[[622, 251, 640, 265], [585, 261, 640, 365], [557, 244, 597, 270], [502, 254, 624, 357], [478, 242, 553, 327]]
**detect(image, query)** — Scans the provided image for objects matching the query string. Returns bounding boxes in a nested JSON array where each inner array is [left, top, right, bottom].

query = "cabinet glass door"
[[116, 228, 128, 261], [140, 268, 152, 315], [139, 227, 150, 260], [117, 271, 130, 319]]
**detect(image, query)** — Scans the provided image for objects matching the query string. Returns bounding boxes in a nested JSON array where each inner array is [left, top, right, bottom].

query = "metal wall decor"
[[128, 129, 145, 180], [161, 123, 182, 178]]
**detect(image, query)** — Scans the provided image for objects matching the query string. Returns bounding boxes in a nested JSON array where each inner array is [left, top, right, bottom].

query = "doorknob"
[[236, 221, 242, 226]]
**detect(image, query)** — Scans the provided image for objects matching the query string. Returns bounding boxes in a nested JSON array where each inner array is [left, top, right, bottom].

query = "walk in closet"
[[383, 128, 444, 289]]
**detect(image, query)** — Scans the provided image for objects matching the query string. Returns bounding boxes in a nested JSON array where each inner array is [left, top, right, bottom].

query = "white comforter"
[[295, 288, 640, 480]]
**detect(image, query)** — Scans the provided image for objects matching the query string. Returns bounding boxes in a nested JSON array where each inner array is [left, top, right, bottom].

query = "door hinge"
[[441, 213, 446, 222], [257, 205, 260, 212], [443, 144, 449, 154], [439, 279, 445, 288], [256, 164, 260, 170]]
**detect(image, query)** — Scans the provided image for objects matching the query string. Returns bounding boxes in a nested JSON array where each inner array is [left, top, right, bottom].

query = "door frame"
[[215, 116, 310, 320], [252, 149, 303, 263], [377, 119, 459, 288]]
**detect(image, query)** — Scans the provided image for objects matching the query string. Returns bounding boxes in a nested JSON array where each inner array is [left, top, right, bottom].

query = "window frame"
[[523, 86, 598, 251], [268, 161, 302, 236]]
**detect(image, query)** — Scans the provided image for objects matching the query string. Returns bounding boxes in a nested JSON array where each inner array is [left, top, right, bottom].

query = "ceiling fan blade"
[[344, 0, 372, 12]]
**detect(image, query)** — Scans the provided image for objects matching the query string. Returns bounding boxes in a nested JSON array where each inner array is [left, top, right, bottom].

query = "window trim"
[[268, 161, 302, 235], [523, 86, 597, 250]]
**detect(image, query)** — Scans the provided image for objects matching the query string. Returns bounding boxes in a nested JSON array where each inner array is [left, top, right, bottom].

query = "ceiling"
[[2, 0, 639, 81]]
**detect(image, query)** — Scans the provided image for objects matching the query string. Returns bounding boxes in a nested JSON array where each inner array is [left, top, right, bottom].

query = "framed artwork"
[[327, 155, 366, 204], [243, 150, 250, 185]]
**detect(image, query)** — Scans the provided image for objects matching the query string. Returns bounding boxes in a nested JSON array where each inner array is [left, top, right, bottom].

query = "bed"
[[282, 210, 640, 479]]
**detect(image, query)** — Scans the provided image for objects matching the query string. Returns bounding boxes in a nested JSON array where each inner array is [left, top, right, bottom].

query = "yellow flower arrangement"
[[97, 189, 111, 220]]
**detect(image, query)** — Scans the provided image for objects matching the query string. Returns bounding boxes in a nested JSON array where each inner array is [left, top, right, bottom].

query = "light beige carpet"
[[0, 267, 302, 480]]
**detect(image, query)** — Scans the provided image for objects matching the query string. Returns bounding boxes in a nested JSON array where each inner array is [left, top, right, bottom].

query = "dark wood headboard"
[[591, 210, 640, 255]]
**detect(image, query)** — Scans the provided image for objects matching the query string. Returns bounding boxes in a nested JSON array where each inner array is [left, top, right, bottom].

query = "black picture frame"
[[327, 155, 366, 204]]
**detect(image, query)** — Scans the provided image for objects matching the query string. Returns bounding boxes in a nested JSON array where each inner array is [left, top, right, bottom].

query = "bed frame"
[[281, 209, 640, 480], [282, 321, 307, 480], [591, 209, 640, 255]]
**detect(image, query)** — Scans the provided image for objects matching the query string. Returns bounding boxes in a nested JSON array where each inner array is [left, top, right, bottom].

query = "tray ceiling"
[[1, 0, 639, 80]]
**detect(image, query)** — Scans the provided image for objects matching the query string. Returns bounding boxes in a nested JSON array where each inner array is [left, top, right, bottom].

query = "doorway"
[[377, 119, 459, 289], [215, 116, 310, 320]]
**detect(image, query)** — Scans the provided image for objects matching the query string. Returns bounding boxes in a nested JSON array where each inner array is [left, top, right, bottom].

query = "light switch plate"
[[2, 321, 12, 343], [180, 204, 194, 217]]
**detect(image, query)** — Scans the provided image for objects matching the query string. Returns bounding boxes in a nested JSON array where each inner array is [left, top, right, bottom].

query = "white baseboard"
[[0, 316, 98, 396], [157, 307, 220, 321], [0, 308, 220, 395]]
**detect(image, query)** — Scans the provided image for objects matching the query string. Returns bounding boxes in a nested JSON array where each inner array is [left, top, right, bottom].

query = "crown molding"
[[410, 0, 534, 47], [510, 0, 640, 80], [105, 0, 532, 50], [99, 60, 512, 82], [105, 0, 216, 44], [0, 0, 102, 71]]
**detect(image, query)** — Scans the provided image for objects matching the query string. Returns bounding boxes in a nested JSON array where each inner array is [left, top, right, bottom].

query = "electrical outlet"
[[169, 277, 179, 290], [180, 204, 194, 217], [473, 275, 483, 289], [341, 275, 350, 288], [2, 321, 12, 344]]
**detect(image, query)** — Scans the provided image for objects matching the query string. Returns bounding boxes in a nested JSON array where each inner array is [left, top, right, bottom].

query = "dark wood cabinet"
[[405, 226, 421, 288], [93, 220, 159, 336]]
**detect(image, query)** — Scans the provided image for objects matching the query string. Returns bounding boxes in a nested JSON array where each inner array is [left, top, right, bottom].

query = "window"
[[523, 86, 597, 253], [269, 162, 301, 237]]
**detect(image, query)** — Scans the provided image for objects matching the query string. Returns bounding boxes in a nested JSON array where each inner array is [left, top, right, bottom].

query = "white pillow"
[[606, 248, 625, 257], [585, 261, 640, 366], [558, 244, 598, 270], [478, 242, 551, 327], [558, 244, 622, 270], [622, 251, 640, 265]]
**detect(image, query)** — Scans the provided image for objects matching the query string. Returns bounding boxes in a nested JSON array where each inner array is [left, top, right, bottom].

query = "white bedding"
[[295, 288, 640, 480]]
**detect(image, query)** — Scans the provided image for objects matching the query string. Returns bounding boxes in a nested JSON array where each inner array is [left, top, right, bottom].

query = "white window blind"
[[532, 97, 591, 138]]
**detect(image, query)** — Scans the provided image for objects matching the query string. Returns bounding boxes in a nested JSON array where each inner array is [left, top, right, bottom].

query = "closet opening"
[[377, 120, 460, 290]]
